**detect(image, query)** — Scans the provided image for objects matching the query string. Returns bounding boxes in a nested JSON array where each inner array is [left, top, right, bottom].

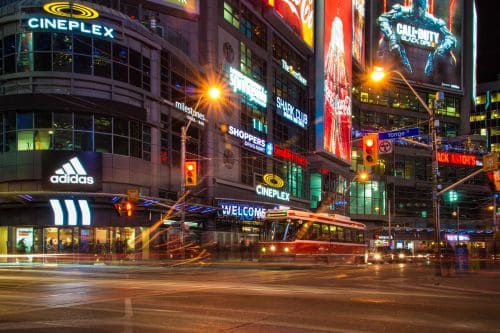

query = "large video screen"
[[352, 0, 365, 67], [320, 0, 352, 163], [147, 0, 199, 14], [372, 0, 462, 90], [267, 0, 314, 49]]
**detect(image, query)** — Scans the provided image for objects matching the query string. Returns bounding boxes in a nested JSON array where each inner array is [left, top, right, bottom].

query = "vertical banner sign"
[[352, 0, 365, 67], [372, 0, 463, 90], [322, 0, 352, 163]]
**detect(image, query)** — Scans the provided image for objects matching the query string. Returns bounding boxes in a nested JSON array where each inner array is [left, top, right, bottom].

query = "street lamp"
[[371, 66, 442, 275], [343, 171, 369, 215], [179, 85, 221, 248]]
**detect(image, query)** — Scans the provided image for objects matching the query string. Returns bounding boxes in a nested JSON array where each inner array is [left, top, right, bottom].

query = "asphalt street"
[[0, 262, 498, 333]]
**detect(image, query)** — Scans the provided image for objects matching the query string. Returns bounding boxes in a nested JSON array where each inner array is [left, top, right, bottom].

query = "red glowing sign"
[[273, 145, 308, 167], [267, 0, 314, 48], [436, 152, 476, 166]]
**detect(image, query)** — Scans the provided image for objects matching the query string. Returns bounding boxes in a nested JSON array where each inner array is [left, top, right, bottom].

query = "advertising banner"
[[353, 0, 366, 67], [147, 0, 199, 14], [267, 0, 314, 49], [320, 0, 352, 163], [372, 0, 462, 90], [42, 152, 102, 192]]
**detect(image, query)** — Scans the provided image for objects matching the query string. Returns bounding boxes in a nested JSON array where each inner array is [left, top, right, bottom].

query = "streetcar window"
[[309, 223, 320, 240], [260, 220, 298, 242], [337, 227, 344, 241], [357, 231, 364, 243], [345, 229, 352, 242], [330, 225, 338, 241], [320, 224, 330, 241]]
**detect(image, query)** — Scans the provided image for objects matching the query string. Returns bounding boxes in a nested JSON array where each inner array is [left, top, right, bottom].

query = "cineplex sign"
[[256, 174, 290, 201], [27, 2, 115, 39]]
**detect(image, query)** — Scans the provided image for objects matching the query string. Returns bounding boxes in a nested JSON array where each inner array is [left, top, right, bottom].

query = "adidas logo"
[[49, 157, 95, 185]]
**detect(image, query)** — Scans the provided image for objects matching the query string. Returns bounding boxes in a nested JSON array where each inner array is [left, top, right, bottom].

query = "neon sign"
[[229, 67, 267, 108], [437, 152, 477, 167], [281, 59, 307, 86], [219, 201, 267, 220], [267, 143, 308, 167], [227, 125, 266, 153], [175, 101, 206, 126], [27, 2, 114, 39], [276, 96, 308, 128], [256, 174, 290, 201]]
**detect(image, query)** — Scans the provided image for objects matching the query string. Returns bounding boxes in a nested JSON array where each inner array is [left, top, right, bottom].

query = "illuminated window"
[[223, 2, 240, 29], [17, 130, 33, 151]]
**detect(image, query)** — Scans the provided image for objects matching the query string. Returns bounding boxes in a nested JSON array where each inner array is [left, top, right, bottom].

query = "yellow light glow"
[[270, 245, 276, 252], [284, 247, 289, 253], [366, 138, 374, 147], [371, 67, 386, 82], [208, 86, 221, 100], [358, 172, 369, 182]]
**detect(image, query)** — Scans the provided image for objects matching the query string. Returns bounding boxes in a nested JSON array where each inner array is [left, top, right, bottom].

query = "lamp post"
[[371, 67, 442, 275], [179, 86, 221, 248], [343, 171, 369, 215]]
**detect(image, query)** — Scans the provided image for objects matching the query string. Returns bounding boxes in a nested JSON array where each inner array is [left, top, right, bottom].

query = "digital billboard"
[[372, 0, 462, 90], [352, 0, 365, 67], [267, 0, 314, 49], [148, 0, 199, 14], [320, 0, 352, 163]]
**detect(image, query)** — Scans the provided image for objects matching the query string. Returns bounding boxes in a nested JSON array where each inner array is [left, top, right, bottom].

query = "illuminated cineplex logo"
[[27, 2, 114, 39], [256, 174, 290, 201], [229, 67, 267, 108], [396, 23, 439, 48], [50, 157, 95, 185], [276, 96, 308, 128]]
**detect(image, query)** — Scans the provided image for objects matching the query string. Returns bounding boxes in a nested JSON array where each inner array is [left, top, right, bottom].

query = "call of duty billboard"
[[317, 0, 352, 163], [371, 0, 462, 90]]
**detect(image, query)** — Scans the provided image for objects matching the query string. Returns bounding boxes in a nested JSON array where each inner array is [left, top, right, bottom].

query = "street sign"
[[127, 189, 139, 202], [379, 139, 393, 154], [378, 128, 419, 140], [483, 153, 499, 172]]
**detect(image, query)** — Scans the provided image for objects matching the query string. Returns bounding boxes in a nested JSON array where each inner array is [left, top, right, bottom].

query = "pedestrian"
[[441, 242, 455, 277], [17, 238, 27, 254], [239, 238, 246, 261]]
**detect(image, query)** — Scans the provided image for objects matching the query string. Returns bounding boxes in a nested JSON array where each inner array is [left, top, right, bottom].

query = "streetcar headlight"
[[284, 247, 289, 253], [374, 253, 382, 260], [270, 245, 276, 252], [261, 247, 266, 253], [398, 253, 405, 259]]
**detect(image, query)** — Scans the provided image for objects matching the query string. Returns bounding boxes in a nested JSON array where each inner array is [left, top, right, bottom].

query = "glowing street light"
[[371, 66, 442, 276], [179, 85, 221, 249]]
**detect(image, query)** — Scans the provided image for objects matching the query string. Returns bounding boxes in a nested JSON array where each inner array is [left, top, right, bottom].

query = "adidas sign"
[[49, 157, 95, 185]]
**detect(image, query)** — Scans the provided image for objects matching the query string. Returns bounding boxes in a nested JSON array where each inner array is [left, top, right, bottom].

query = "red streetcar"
[[259, 209, 367, 264]]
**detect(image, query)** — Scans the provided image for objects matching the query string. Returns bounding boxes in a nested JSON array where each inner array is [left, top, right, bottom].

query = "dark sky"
[[476, 1, 500, 83]]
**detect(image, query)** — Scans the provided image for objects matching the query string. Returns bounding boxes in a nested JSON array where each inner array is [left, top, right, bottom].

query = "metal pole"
[[456, 206, 460, 245], [493, 195, 497, 232], [391, 70, 441, 276], [180, 125, 187, 250], [388, 199, 392, 250]]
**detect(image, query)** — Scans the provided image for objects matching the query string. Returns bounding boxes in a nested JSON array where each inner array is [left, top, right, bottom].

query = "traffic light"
[[124, 201, 134, 217], [185, 161, 197, 186], [362, 133, 379, 167], [114, 201, 134, 217]]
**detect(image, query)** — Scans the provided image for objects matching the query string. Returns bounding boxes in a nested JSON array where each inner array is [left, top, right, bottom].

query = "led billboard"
[[352, 0, 365, 67], [320, 0, 352, 163], [372, 0, 462, 90], [267, 0, 314, 49], [147, 0, 199, 14]]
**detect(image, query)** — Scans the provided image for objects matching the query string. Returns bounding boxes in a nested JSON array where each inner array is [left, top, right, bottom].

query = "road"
[[0, 262, 498, 333]]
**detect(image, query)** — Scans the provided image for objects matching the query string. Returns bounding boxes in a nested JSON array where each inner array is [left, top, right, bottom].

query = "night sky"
[[476, 1, 500, 83]]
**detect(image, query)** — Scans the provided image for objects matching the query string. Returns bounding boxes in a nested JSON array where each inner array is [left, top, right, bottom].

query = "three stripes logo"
[[49, 199, 92, 226], [50, 157, 95, 185]]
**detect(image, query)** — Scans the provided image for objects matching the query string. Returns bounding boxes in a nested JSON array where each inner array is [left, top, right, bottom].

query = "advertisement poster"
[[352, 0, 365, 67], [372, 0, 462, 90], [148, 0, 199, 14], [268, 0, 314, 49], [323, 0, 352, 163]]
